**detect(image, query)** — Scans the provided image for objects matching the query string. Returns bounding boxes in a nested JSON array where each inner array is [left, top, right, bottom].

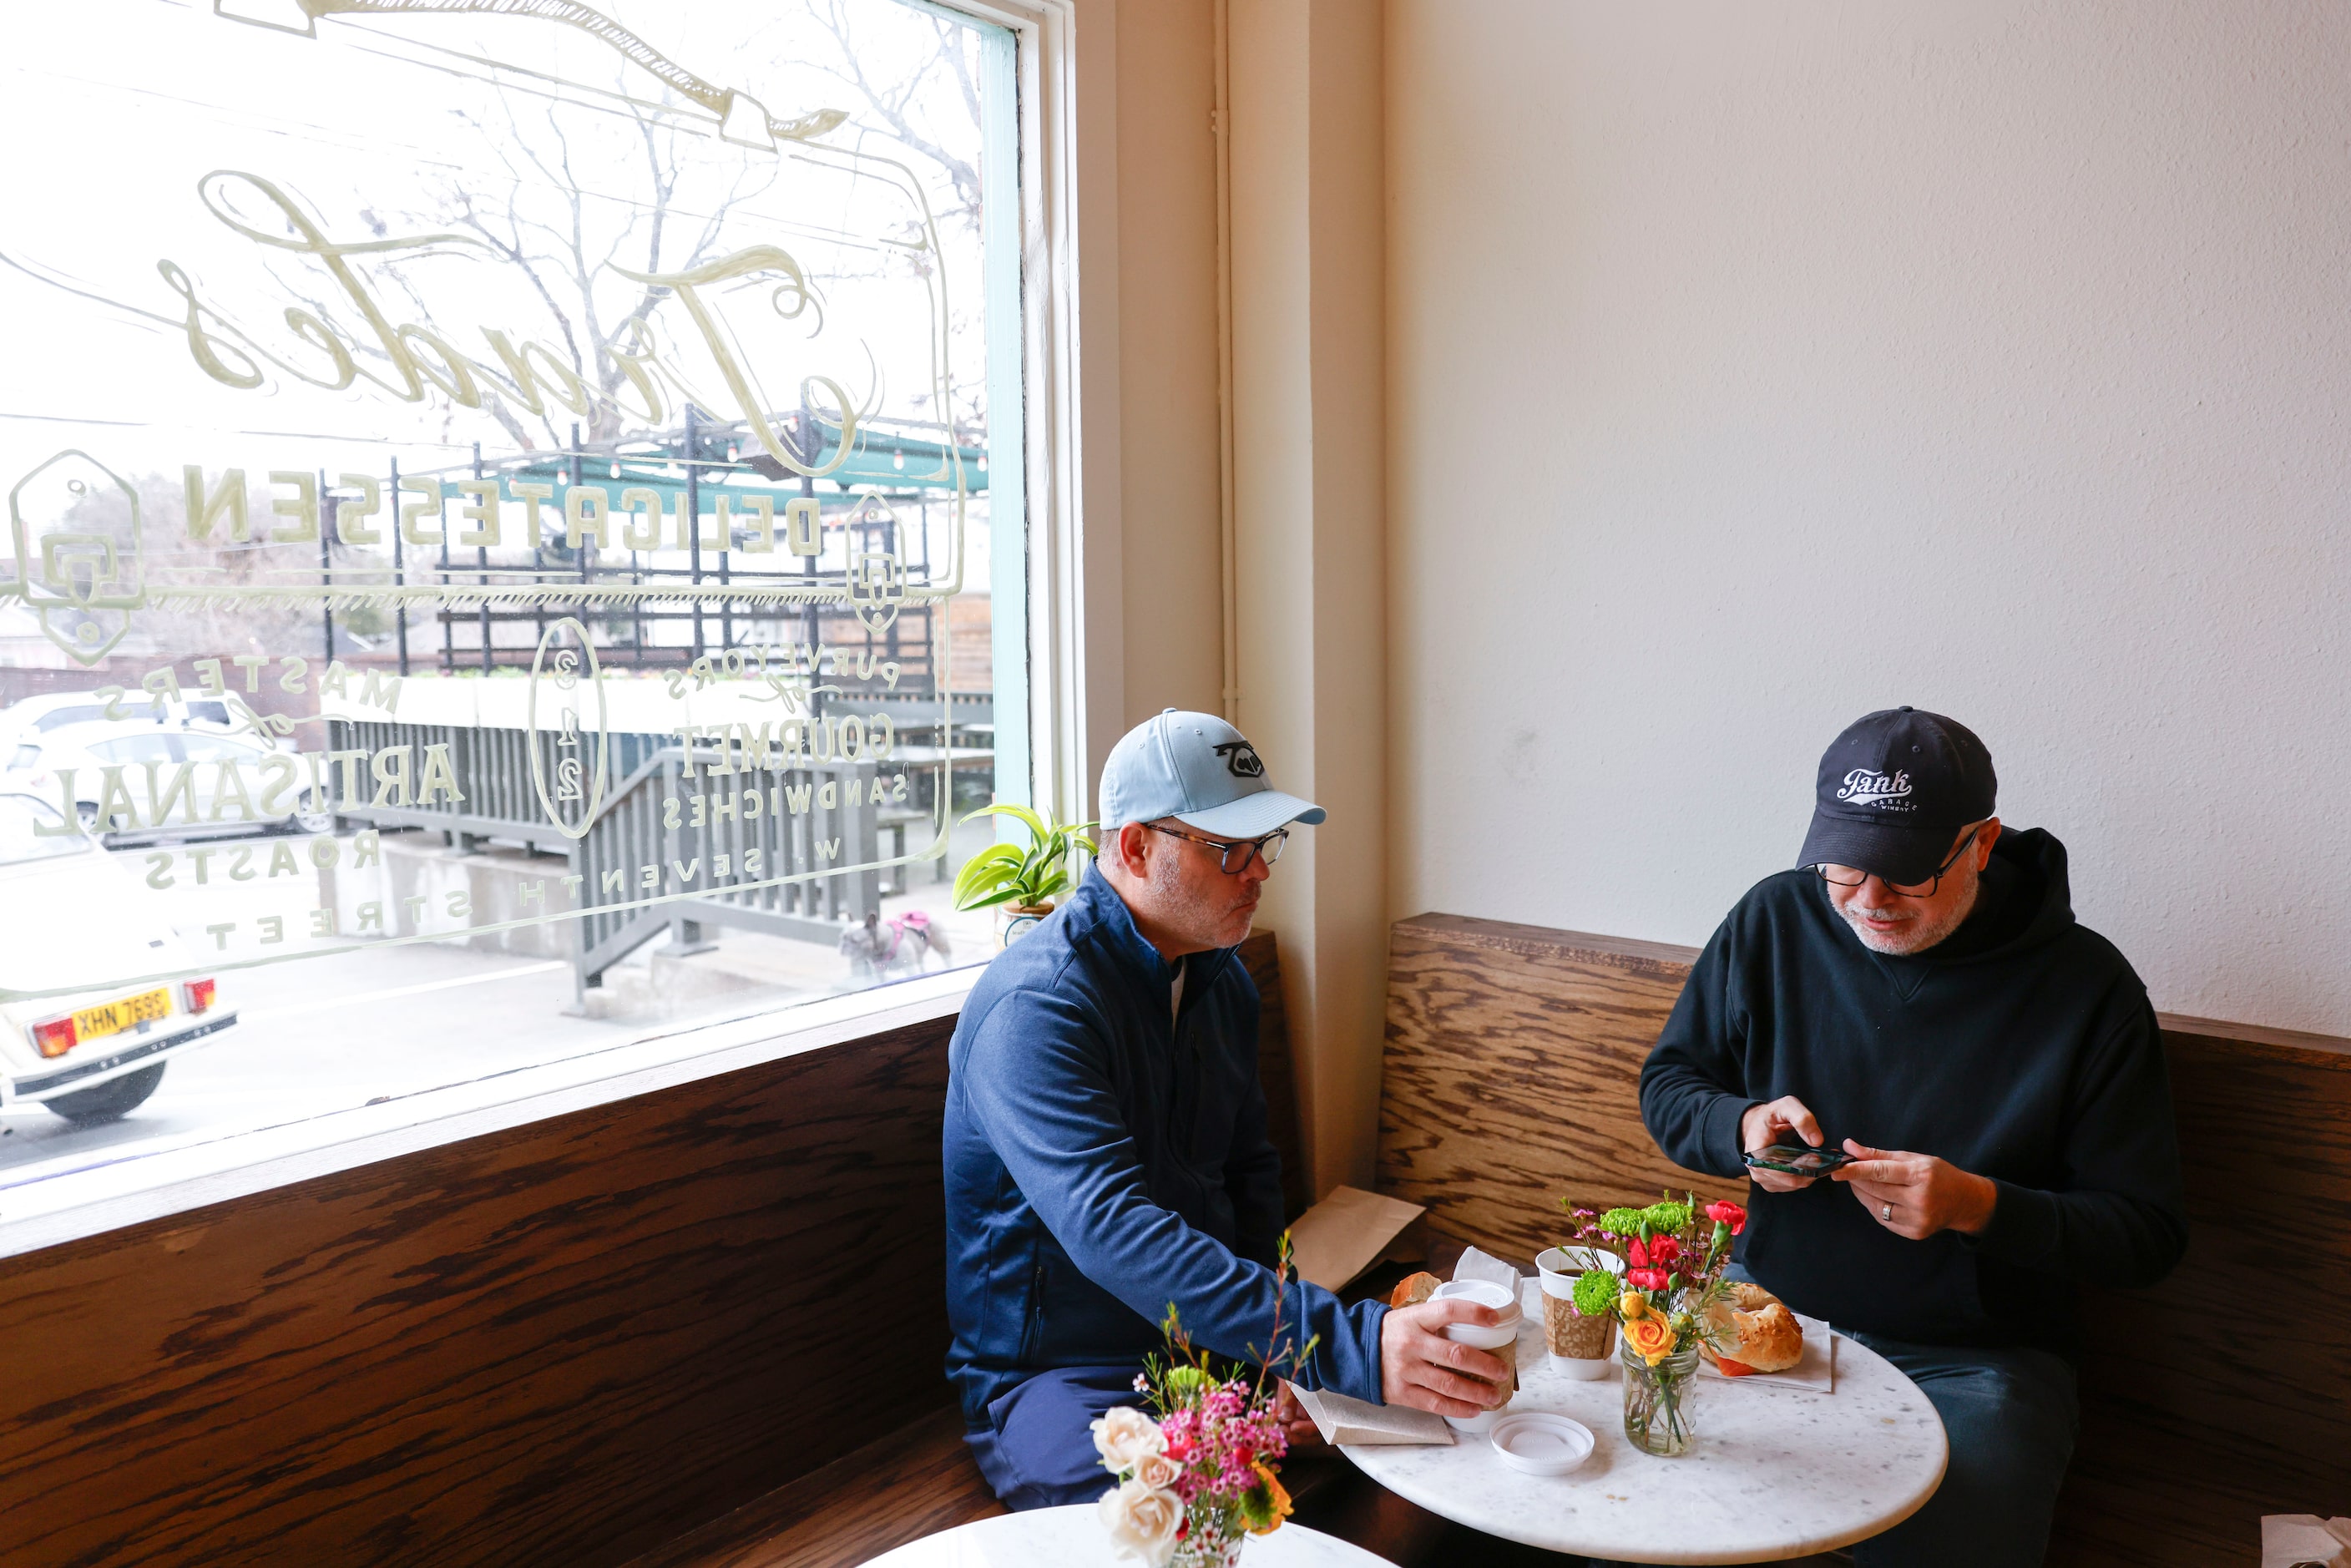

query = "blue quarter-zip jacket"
[[943, 867, 1388, 1428]]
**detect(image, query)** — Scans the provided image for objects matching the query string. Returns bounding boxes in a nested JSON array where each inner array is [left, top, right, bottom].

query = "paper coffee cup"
[[1433, 1278, 1519, 1432], [1534, 1248, 1622, 1372]]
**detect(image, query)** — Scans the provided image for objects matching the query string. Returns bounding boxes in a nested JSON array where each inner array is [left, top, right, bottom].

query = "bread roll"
[[1701, 1281, 1804, 1373], [1388, 1272, 1443, 1309]]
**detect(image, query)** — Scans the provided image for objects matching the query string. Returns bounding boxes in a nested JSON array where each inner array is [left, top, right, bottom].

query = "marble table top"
[[862, 1505, 1398, 1566], [1342, 1279, 1946, 1564]]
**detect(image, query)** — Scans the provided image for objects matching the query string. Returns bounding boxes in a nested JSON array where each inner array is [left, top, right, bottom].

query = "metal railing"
[[326, 718, 923, 997]]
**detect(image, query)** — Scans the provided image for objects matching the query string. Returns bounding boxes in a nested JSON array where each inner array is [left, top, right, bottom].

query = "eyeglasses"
[[1144, 822, 1289, 876], [1813, 823, 1984, 899]]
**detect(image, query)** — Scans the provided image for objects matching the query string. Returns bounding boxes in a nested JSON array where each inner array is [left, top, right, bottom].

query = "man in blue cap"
[[944, 710, 1508, 1510], [1641, 707, 2188, 1568]]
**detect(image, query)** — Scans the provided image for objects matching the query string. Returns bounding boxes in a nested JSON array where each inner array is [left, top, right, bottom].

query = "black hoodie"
[[1641, 827, 2187, 1356]]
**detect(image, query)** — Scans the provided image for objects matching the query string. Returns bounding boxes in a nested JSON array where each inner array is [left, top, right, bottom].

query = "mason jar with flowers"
[[1555, 1192, 1749, 1457]]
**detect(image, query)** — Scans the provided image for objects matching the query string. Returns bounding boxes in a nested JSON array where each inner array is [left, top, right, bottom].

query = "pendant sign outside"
[[8, 450, 146, 665], [528, 618, 609, 840]]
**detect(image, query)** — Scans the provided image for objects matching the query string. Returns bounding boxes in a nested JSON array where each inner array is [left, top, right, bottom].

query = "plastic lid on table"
[[1489, 1412, 1595, 1476]]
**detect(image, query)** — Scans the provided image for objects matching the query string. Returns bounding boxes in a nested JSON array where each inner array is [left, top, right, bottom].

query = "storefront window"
[[0, 0, 1022, 1195]]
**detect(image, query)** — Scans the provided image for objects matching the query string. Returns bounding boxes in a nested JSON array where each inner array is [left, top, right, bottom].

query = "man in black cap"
[[1641, 707, 2187, 1568]]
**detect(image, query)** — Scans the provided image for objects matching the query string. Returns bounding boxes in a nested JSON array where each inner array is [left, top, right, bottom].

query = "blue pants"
[[1585, 1324, 2078, 1568], [968, 1364, 1150, 1510], [1843, 1331, 2079, 1568]]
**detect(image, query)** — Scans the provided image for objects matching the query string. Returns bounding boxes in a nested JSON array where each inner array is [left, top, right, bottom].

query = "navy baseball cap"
[[1099, 709, 1326, 838], [1796, 707, 1997, 884]]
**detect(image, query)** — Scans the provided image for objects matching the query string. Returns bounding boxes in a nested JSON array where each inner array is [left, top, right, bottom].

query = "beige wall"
[[1386, 1, 2351, 1034], [1114, 0, 1226, 726], [1230, 0, 1389, 1194], [1079, 0, 1392, 1193]]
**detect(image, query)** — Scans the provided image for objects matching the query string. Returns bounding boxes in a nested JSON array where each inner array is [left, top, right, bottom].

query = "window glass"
[[0, 0, 1024, 1193]]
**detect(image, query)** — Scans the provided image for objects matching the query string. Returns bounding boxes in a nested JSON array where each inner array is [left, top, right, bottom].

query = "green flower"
[[1572, 1269, 1619, 1318], [1597, 1206, 1649, 1237], [1641, 1201, 1693, 1233]]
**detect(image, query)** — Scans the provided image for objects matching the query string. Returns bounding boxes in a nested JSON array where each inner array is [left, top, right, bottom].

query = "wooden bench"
[[1378, 913, 2351, 1568]]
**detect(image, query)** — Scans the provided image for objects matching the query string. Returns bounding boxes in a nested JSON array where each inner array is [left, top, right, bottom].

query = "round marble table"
[[1342, 1278, 1946, 1564], [862, 1505, 1398, 1566]]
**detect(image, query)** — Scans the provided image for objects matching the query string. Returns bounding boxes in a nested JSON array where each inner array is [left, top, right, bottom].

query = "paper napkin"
[[1285, 1383, 1456, 1446]]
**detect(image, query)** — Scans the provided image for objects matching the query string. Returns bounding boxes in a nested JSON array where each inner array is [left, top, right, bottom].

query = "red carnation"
[[1705, 1200, 1748, 1236], [1626, 1267, 1671, 1291], [1627, 1235, 1682, 1269]]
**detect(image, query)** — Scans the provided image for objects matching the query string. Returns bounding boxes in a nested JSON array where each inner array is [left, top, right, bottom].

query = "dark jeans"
[[1842, 1330, 2079, 1568], [967, 1363, 1148, 1510], [1585, 1325, 2077, 1568]]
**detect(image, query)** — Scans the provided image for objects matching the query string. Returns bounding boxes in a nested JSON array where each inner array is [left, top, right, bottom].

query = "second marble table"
[[1341, 1277, 1947, 1564]]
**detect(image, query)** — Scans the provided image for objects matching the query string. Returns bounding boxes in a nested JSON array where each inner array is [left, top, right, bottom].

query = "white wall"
[[1388, 0, 2351, 1033]]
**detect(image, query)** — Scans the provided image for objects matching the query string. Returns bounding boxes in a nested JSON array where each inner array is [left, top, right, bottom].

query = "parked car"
[[3, 711, 333, 842], [0, 792, 235, 1123]]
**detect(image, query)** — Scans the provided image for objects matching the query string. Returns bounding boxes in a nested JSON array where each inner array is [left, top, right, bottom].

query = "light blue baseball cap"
[[1099, 709, 1327, 838]]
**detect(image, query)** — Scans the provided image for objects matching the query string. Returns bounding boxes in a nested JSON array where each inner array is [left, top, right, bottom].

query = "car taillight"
[[180, 979, 216, 1015], [31, 1014, 77, 1058]]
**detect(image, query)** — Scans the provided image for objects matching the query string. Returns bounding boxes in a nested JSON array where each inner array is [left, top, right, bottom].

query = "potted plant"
[[952, 802, 1098, 946]]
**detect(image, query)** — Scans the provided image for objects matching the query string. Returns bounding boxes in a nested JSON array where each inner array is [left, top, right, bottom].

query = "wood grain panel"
[[2050, 1018, 2351, 1568], [1377, 913, 2351, 1568], [618, 1405, 1004, 1568], [1378, 913, 1733, 1262], [1238, 929, 1309, 1221], [0, 1014, 959, 1568]]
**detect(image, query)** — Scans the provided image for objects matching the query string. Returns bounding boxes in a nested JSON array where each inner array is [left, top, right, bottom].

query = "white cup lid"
[[1433, 1277, 1520, 1319], [1489, 1413, 1595, 1475]]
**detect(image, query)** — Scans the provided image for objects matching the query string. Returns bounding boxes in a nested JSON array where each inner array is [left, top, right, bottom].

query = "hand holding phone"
[[1740, 1095, 1829, 1192], [1742, 1143, 1857, 1176]]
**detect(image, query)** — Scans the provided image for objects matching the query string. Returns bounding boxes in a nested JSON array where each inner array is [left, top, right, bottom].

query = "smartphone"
[[1742, 1143, 1855, 1176]]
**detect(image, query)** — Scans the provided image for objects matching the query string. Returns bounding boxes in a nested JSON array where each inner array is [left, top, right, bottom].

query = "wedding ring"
[[1881, 1203, 1893, 1222]]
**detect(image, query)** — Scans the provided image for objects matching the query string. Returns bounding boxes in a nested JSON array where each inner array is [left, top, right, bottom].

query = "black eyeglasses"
[[1144, 822, 1289, 876], [1813, 823, 1984, 899]]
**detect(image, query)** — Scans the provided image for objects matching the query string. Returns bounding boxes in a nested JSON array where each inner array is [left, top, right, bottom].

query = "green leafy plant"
[[952, 803, 1099, 913]]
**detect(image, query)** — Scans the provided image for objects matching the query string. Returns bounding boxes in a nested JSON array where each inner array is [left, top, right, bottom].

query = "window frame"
[[0, 0, 1103, 1257]]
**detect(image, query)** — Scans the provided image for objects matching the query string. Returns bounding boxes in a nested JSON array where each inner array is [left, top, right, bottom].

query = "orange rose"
[[1623, 1315, 1679, 1366]]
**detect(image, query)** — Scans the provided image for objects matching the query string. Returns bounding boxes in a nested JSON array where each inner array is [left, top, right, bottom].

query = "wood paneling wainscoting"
[[1378, 913, 2351, 1568], [0, 1009, 962, 1568], [0, 930, 1304, 1568]]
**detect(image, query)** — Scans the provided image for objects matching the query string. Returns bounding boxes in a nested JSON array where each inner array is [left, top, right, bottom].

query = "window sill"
[[0, 966, 978, 1262]]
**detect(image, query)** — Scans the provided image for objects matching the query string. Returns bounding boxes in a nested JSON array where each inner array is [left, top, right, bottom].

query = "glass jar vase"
[[1170, 1510, 1247, 1568], [1620, 1337, 1703, 1456]]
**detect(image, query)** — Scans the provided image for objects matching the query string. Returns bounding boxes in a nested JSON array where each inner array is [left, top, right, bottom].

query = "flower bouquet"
[[1093, 1243, 1317, 1566], [1555, 1192, 1748, 1457]]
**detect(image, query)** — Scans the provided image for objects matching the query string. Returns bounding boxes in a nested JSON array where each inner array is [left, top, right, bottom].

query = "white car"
[[5, 713, 334, 843], [0, 792, 236, 1123]]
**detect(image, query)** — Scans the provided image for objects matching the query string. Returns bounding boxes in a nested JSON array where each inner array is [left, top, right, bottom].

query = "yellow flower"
[[1623, 1314, 1679, 1366], [1242, 1463, 1294, 1535], [1619, 1291, 1647, 1320]]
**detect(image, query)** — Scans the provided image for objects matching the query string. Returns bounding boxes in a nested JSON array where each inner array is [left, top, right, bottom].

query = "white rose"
[[1133, 1450, 1183, 1491], [1090, 1405, 1167, 1473], [1097, 1477, 1184, 1566]]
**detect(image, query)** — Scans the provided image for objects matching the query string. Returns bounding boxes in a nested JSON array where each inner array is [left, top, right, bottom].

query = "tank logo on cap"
[[1835, 768, 1914, 807], [1214, 740, 1265, 779]]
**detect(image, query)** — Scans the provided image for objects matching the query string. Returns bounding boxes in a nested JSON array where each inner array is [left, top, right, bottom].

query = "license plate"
[[73, 987, 170, 1043]]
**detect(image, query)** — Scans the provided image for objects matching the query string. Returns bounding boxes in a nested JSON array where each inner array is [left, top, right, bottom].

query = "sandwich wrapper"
[[1286, 1186, 1425, 1291], [1289, 1244, 1526, 1446]]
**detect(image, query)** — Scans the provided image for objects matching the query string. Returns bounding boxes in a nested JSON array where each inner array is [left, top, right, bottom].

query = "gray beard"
[[1839, 876, 1980, 955]]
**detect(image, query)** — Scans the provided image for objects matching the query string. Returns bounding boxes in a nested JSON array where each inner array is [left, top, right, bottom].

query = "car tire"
[[292, 790, 336, 836], [43, 1062, 166, 1125]]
